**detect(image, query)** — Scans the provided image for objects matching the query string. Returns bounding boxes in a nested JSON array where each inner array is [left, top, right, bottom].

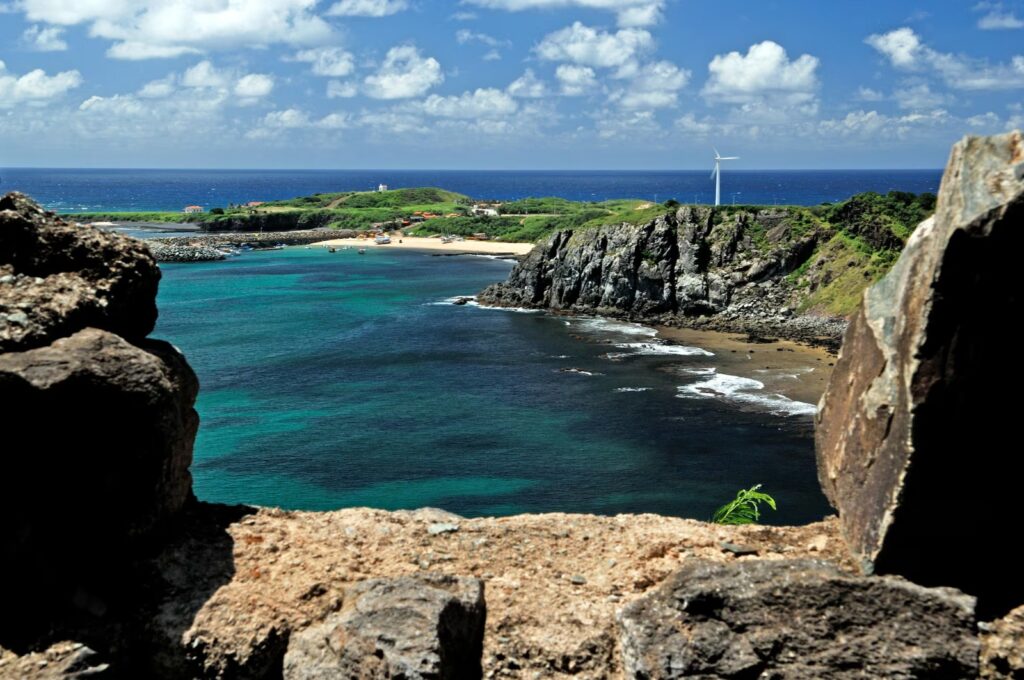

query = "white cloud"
[[364, 45, 443, 99], [611, 60, 689, 109], [507, 69, 546, 98], [261, 108, 312, 128], [535, 22, 653, 69], [182, 61, 232, 89], [867, 27, 1024, 90], [288, 47, 356, 77], [418, 88, 518, 118], [675, 113, 714, 137], [893, 82, 948, 110], [134, 61, 272, 101], [138, 76, 176, 98], [556, 64, 598, 95], [456, 29, 508, 47], [702, 41, 819, 106], [594, 109, 659, 139], [17, 0, 332, 60], [327, 80, 359, 98], [0, 60, 82, 108], [977, 9, 1024, 29], [326, 0, 408, 16], [463, 0, 664, 28], [235, 73, 275, 98], [483, 50, 502, 61], [22, 24, 67, 51], [450, 11, 478, 20], [866, 27, 921, 68], [856, 86, 884, 101]]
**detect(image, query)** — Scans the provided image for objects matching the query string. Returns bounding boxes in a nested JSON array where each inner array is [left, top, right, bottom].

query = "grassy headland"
[[70, 187, 934, 317]]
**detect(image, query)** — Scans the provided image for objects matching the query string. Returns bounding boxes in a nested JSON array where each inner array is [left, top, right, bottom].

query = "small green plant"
[[712, 484, 777, 525]]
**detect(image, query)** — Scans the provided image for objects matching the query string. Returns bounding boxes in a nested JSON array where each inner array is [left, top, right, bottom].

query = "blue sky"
[[1, 0, 1022, 169]]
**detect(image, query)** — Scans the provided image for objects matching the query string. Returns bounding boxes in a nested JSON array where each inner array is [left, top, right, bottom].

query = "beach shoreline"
[[312, 235, 535, 256], [655, 325, 834, 406]]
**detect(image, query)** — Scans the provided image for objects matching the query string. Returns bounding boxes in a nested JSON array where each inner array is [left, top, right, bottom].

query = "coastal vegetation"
[[711, 485, 777, 525], [71, 187, 934, 317]]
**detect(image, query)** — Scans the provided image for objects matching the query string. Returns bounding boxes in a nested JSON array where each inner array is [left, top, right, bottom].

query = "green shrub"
[[711, 484, 777, 525]]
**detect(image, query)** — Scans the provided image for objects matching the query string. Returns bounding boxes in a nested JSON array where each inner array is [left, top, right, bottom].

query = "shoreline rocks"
[[145, 229, 347, 263], [478, 209, 849, 349]]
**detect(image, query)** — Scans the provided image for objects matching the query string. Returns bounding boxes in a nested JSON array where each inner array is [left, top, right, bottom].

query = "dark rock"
[[617, 559, 979, 679], [816, 131, 1024, 616], [0, 192, 160, 352], [478, 204, 846, 347], [0, 328, 198, 632], [283, 573, 485, 680]]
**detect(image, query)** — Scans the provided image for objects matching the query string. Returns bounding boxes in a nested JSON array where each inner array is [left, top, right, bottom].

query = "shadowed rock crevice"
[[816, 131, 1024, 620]]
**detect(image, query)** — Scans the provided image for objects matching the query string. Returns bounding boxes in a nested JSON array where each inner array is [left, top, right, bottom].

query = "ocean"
[[8, 168, 937, 523], [156, 248, 830, 524], [1, 167, 942, 213]]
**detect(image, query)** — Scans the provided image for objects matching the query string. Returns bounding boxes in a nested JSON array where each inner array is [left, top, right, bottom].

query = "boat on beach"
[[375, 235, 391, 244]]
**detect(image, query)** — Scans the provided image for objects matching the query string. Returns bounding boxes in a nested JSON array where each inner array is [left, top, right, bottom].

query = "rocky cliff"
[[2, 130, 1024, 680], [480, 193, 934, 348]]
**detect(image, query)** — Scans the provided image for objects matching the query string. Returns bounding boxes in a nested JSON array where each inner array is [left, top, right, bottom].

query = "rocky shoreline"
[[477, 207, 851, 350], [145, 229, 354, 262]]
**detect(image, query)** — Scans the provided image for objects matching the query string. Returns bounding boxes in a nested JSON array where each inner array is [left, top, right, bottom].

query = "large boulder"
[[617, 559, 979, 679], [816, 131, 1024, 616], [0, 193, 160, 352], [283, 573, 485, 680], [0, 329, 198, 632]]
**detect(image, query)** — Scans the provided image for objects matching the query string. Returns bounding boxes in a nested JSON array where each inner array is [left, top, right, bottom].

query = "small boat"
[[328, 246, 337, 253], [358, 248, 366, 255], [375, 235, 391, 245]]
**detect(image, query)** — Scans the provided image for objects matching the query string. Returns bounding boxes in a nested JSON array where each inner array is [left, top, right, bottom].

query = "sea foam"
[[677, 369, 817, 417]]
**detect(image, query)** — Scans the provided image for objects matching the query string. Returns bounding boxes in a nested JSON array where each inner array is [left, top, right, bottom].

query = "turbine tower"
[[710, 148, 739, 206]]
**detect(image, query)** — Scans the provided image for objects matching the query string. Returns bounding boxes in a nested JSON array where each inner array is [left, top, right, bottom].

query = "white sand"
[[311, 236, 534, 255]]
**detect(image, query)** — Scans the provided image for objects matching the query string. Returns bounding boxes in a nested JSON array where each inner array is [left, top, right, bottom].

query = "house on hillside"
[[246, 201, 264, 208], [183, 205, 204, 214], [472, 205, 499, 217], [377, 183, 389, 192]]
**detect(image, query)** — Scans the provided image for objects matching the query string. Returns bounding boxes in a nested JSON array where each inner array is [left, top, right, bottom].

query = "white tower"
[[710, 148, 739, 206]]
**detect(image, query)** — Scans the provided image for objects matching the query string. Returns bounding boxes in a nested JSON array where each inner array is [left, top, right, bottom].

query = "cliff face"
[[479, 198, 926, 347]]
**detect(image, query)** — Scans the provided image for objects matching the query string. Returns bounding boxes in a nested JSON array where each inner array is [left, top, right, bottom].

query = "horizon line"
[[2, 166, 945, 173]]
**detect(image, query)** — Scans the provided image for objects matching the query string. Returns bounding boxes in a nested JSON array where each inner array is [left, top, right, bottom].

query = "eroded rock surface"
[[816, 130, 1024, 616], [982, 604, 1024, 679], [0, 194, 198, 644], [283, 573, 485, 680], [618, 559, 979, 679], [0, 192, 159, 352], [136, 509, 850, 679]]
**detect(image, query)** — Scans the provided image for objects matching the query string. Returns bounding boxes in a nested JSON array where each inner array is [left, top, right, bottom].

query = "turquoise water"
[[156, 247, 831, 524]]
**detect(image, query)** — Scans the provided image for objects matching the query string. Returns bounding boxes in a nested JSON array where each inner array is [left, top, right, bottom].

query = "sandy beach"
[[656, 326, 836, 406], [312, 235, 535, 256]]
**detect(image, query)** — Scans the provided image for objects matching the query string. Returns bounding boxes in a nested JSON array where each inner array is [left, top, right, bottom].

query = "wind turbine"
[[710, 148, 739, 207]]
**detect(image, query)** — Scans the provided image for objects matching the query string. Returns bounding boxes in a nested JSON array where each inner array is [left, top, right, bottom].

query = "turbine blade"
[[710, 166, 718, 180], [713, 146, 720, 159], [720, 156, 739, 160]]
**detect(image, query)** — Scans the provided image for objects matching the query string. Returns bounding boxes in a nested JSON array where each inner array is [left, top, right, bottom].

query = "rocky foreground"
[[1, 131, 1024, 679]]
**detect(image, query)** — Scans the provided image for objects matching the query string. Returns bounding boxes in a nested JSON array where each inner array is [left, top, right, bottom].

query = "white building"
[[377, 183, 389, 192], [183, 205, 204, 214], [472, 205, 499, 217]]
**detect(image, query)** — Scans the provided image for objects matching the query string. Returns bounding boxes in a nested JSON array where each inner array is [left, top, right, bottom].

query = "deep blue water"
[[155, 247, 831, 524], [1, 167, 942, 213]]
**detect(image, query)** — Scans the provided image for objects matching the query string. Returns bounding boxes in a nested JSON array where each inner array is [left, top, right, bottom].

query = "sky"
[[1, 0, 1023, 169]]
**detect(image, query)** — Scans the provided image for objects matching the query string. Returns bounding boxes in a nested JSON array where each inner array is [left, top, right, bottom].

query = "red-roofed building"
[[183, 205, 204, 214]]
